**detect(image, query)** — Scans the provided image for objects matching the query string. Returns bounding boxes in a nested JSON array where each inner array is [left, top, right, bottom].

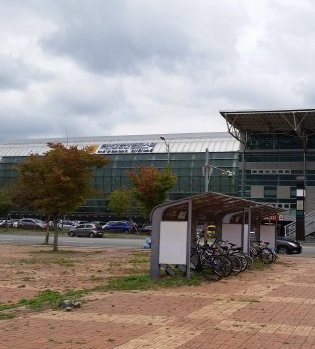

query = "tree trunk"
[[53, 230, 58, 251], [44, 216, 50, 244], [53, 215, 59, 251]]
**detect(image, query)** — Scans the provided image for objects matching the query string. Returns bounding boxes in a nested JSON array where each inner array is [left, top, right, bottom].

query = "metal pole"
[[205, 148, 209, 192], [160, 136, 170, 166]]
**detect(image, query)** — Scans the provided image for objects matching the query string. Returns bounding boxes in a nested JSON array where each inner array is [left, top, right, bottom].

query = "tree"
[[108, 189, 134, 218], [128, 166, 177, 219], [0, 187, 14, 218], [11, 143, 108, 251]]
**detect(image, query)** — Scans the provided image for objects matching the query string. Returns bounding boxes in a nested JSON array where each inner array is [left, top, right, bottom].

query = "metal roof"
[[0, 132, 240, 157], [220, 109, 315, 135], [153, 191, 285, 223]]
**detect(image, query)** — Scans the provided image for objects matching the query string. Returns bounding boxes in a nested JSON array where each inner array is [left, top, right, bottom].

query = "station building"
[[1, 108, 315, 231]]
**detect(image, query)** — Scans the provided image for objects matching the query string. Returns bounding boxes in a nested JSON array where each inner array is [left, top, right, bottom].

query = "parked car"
[[57, 220, 78, 231], [16, 218, 47, 230], [102, 220, 137, 233], [140, 224, 152, 233], [90, 221, 107, 230], [276, 238, 302, 255], [68, 223, 103, 238], [101, 221, 118, 229], [5, 219, 20, 227], [72, 220, 89, 226]]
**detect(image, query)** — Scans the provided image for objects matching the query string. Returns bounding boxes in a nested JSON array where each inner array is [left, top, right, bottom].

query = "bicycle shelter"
[[150, 192, 285, 279]]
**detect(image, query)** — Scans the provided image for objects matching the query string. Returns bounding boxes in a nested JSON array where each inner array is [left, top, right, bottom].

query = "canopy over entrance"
[[220, 109, 315, 145]]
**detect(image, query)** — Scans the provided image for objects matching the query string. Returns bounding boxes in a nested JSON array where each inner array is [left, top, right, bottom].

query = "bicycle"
[[250, 240, 276, 264], [190, 238, 223, 281]]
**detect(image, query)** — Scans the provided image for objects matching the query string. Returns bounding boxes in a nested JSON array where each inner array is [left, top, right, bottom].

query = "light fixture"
[[160, 136, 170, 165]]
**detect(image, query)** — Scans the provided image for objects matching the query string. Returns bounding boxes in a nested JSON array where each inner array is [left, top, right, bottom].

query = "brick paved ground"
[[0, 248, 314, 348]]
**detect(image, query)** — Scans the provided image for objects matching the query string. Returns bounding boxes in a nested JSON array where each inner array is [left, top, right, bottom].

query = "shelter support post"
[[150, 206, 163, 279], [185, 199, 192, 279]]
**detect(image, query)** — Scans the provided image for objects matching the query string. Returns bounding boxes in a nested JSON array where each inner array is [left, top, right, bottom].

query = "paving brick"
[[1, 247, 315, 349]]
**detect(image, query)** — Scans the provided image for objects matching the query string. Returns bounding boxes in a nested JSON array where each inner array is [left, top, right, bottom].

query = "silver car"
[[16, 218, 47, 229], [68, 223, 103, 238]]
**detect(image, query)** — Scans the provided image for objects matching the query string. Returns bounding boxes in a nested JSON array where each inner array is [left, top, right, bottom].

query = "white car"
[[57, 220, 78, 231]]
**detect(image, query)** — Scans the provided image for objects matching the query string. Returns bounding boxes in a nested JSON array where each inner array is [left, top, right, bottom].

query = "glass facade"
[[0, 137, 239, 217], [82, 151, 239, 215], [240, 133, 315, 219]]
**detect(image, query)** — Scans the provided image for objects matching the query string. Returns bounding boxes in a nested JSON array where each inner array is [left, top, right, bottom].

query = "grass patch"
[[0, 289, 86, 313], [30, 249, 103, 256], [18, 257, 75, 267], [252, 259, 273, 270], [128, 253, 150, 264], [0, 312, 16, 320], [98, 273, 202, 291]]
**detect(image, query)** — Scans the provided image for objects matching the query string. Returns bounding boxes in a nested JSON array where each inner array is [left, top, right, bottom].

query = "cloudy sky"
[[1, 0, 315, 141]]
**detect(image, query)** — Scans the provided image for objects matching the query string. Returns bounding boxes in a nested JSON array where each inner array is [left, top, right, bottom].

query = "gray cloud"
[[0, 55, 44, 90], [0, 0, 315, 142], [41, 0, 247, 75]]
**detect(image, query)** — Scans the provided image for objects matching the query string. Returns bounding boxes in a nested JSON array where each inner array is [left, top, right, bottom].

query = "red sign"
[[263, 214, 284, 221]]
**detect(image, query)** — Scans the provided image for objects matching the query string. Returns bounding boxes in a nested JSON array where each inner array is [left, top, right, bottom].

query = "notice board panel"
[[222, 223, 244, 246], [159, 221, 188, 265], [260, 225, 276, 249]]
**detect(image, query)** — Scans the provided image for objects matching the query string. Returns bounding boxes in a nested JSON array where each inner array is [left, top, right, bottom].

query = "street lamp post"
[[203, 148, 233, 193], [160, 136, 170, 166]]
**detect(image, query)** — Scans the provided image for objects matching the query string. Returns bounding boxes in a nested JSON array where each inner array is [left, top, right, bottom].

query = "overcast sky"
[[1, 0, 315, 142]]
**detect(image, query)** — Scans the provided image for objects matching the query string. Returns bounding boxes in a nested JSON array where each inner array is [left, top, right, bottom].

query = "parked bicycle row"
[[188, 237, 277, 281]]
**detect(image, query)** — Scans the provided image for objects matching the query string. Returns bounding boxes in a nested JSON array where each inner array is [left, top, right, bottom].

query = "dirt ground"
[[1, 244, 315, 348], [0, 244, 150, 305]]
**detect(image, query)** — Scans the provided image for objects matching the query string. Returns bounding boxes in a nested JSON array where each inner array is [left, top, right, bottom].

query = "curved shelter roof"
[[152, 191, 285, 223]]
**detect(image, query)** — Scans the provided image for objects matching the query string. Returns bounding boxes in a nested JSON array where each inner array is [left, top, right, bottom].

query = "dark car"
[[68, 223, 103, 238], [276, 238, 302, 255], [102, 220, 137, 233]]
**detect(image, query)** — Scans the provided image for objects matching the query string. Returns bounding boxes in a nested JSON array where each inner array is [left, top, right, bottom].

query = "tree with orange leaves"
[[128, 166, 177, 218], [11, 143, 108, 250]]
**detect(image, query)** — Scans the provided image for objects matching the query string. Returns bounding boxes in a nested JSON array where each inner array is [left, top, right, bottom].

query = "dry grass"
[[0, 244, 150, 302]]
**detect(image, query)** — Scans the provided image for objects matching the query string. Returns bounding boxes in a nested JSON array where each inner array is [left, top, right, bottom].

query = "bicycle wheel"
[[190, 251, 202, 272], [209, 255, 232, 277], [260, 248, 274, 264], [244, 254, 254, 269], [250, 246, 258, 260], [200, 258, 222, 281], [233, 253, 248, 272], [229, 255, 242, 275], [268, 248, 277, 263]]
